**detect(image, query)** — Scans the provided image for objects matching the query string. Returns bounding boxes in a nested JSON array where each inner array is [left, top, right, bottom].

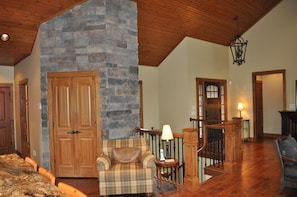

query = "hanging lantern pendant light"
[[230, 16, 248, 66]]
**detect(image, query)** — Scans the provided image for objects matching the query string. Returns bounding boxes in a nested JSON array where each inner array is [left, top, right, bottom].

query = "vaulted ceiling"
[[0, 0, 282, 67]]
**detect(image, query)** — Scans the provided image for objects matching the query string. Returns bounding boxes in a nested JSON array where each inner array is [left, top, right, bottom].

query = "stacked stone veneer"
[[39, 0, 138, 168]]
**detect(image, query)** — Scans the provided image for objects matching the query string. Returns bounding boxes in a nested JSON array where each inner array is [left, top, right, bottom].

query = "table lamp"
[[238, 102, 243, 117], [161, 124, 174, 159]]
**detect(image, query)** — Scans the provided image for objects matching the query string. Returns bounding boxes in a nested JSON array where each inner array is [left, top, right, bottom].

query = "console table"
[[279, 111, 297, 139]]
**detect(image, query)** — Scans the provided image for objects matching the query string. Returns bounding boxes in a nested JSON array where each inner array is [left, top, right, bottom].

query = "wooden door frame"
[[196, 78, 228, 121], [19, 79, 30, 157], [196, 78, 228, 139], [0, 83, 14, 154], [139, 80, 143, 128], [47, 70, 101, 174], [252, 69, 286, 141]]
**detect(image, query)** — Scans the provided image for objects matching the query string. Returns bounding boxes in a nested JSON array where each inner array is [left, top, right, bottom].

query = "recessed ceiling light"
[[1, 33, 10, 42]]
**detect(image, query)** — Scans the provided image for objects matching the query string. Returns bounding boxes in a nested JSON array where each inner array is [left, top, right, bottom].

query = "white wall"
[[14, 31, 42, 163]]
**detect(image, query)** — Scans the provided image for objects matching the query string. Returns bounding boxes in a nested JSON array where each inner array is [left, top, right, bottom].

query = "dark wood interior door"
[[49, 71, 99, 177], [204, 82, 222, 125], [255, 81, 264, 140], [205, 98, 221, 124], [0, 85, 14, 154], [196, 78, 227, 142], [19, 79, 30, 157]]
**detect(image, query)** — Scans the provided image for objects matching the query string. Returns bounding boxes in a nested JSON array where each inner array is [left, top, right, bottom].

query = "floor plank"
[[57, 138, 297, 196]]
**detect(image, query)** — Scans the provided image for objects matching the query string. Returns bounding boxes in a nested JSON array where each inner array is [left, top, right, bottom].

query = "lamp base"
[[165, 143, 171, 159]]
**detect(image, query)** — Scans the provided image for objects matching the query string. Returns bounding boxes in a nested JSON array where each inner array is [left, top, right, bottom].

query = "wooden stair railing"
[[189, 118, 225, 150], [135, 127, 185, 183], [183, 118, 243, 191], [198, 119, 242, 174], [135, 118, 242, 191], [200, 124, 225, 178]]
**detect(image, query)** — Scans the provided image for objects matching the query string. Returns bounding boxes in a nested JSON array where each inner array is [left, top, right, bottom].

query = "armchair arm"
[[282, 155, 297, 164], [141, 151, 156, 169], [96, 153, 111, 171]]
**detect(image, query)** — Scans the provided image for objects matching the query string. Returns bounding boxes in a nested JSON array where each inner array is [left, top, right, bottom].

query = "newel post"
[[232, 117, 243, 160], [183, 128, 199, 191], [224, 120, 243, 173]]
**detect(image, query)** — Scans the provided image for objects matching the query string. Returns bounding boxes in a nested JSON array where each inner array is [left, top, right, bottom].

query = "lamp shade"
[[238, 102, 243, 110], [161, 125, 173, 141]]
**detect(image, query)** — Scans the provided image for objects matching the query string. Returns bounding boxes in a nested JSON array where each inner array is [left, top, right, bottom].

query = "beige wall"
[[139, 37, 229, 132], [158, 39, 188, 132], [186, 37, 229, 122], [140, 0, 297, 137], [14, 31, 42, 163], [0, 66, 14, 83], [262, 74, 283, 135], [229, 0, 297, 137], [138, 66, 160, 129]]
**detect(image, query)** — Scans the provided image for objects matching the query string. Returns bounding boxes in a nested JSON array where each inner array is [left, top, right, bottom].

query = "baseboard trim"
[[263, 133, 281, 139]]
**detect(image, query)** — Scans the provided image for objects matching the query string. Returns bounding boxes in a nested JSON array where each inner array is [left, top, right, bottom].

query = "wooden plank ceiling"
[[0, 0, 282, 66]]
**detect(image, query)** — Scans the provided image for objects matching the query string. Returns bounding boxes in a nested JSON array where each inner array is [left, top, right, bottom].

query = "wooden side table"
[[155, 158, 179, 193]]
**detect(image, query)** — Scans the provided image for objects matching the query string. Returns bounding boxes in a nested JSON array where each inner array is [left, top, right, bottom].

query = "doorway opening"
[[252, 69, 286, 141]]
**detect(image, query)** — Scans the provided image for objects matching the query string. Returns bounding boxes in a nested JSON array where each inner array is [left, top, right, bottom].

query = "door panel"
[[74, 77, 93, 127], [0, 127, 8, 151], [57, 136, 75, 176], [205, 98, 221, 124], [73, 77, 97, 176], [76, 135, 96, 175], [0, 86, 14, 154], [55, 80, 72, 128], [53, 78, 76, 176], [204, 82, 224, 124]]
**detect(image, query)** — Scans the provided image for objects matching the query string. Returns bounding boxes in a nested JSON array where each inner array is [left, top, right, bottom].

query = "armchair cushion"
[[284, 165, 297, 179], [279, 137, 297, 166], [112, 147, 141, 164]]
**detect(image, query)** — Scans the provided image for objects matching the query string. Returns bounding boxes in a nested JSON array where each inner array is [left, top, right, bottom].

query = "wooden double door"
[[48, 71, 101, 177]]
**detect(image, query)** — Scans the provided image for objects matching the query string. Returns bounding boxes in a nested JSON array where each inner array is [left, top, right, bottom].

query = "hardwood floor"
[[57, 138, 297, 196]]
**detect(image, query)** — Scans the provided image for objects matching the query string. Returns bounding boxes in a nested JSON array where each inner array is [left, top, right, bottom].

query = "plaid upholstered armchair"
[[96, 138, 156, 196]]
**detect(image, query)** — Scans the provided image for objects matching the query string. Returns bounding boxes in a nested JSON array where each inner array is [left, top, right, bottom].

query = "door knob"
[[73, 130, 81, 134], [67, 130, 81, 135], [67, 131, 76, 134]]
